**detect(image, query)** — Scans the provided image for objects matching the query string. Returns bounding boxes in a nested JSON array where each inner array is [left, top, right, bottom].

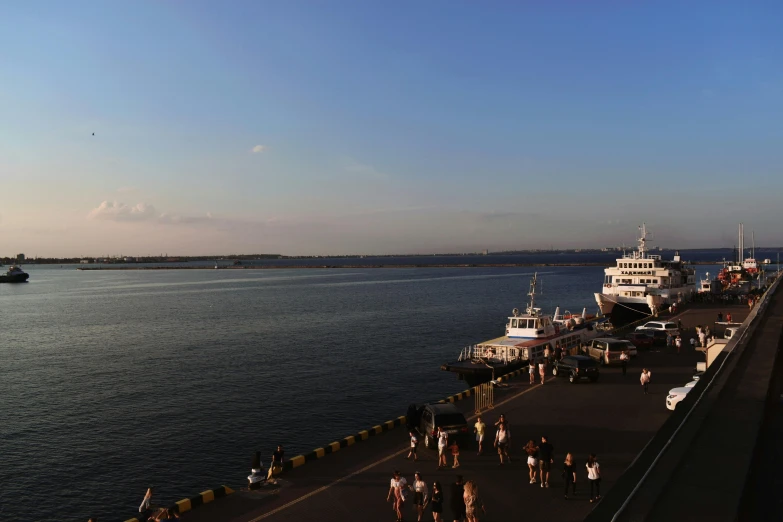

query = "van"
[[586, 338, 627, 365]]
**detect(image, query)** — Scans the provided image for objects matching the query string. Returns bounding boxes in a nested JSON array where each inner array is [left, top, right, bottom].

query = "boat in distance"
[[594, 223, 695, 323], [0, 265, 30, 283], [441, 273, 609, 386]]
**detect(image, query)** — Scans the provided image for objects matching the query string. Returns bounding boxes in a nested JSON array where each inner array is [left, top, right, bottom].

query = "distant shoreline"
[[75, 261, 724, 270]]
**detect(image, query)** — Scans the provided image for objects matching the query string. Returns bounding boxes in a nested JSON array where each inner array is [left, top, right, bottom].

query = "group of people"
[[387, 472, 483, 522], [135, 488, 180, 522], [398, 414, 607, 521]]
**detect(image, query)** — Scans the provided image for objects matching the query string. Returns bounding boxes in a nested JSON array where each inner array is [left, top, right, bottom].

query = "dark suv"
[[412, 403, 470, 449], [552, 355, 600, 383]]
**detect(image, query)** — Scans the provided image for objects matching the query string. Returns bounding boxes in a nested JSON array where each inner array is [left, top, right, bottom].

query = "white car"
[[666, 387, 693, 410], [684, 380, 698, 388], [636, 321, 680, 337]]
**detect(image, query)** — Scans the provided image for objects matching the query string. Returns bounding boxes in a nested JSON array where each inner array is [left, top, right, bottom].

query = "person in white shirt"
[[538, 359, 546, 385], [586, 453, 601, 503], [407, 431, 419, 461], [138, 487, 153, 518], [437, 426, 449, 469], [387, 470, 409, 521], [494, 423, 511, 465], [410, 471, 429, 521], [619, 350, 629, 376], [640, 369, 651, 394]]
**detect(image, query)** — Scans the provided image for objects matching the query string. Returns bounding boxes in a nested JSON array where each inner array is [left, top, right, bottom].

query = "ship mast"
[[637, 223, 648, 259], [526, 272, 538, 316]]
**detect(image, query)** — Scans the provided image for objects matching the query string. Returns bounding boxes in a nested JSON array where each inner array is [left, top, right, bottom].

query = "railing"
[[474, 381, 494, 414]]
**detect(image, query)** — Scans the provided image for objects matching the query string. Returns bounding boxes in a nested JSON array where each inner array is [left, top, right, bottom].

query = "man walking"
[[474, 416, 486, 456], [640, 369, 651, 394], [538, 435, 554, 488], [437, 426, 449, 469], [268, 445, 285, 482], [619, 350, 629, 376]]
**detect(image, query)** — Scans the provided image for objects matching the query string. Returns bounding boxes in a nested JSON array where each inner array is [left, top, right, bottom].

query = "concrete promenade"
[[174, 304, 748, 522]]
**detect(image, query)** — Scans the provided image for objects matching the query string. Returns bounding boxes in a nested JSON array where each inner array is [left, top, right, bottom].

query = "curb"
[[123, 485, 234, 522], [282, 415, 408, 472]]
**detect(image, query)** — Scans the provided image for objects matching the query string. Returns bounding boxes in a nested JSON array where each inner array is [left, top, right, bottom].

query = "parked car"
[[666, 386, 693, 411], [617, 340, 638, 358], [552, 355, 600, 383], [625, 332, 654, 350], [585, 338, 628, 365], [724, 327, 738, 339], [635, 321, 680, 337], [635, 328, 669, 346], [413, 403, 470, 449]]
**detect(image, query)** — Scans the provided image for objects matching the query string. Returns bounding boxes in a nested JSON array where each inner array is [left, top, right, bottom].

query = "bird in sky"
[[92, 132, 95, 136]]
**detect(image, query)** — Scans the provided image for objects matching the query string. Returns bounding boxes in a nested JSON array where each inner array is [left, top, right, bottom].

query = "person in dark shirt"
[[538, 436, 554, 488], [267, 445, 285, 481], [563, 453, 577, 499], [450, 475, 466, 522]]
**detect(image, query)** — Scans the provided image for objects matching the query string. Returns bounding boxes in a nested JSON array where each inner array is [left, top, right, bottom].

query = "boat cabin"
[[506, 308, 556, 338]]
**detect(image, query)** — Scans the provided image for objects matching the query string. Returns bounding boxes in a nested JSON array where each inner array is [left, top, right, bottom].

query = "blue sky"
[[1, 1, 781, 256]]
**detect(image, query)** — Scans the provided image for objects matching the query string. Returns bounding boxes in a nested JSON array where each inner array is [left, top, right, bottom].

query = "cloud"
[[251, 145, 267, 154], [87, 201, 242, 229], [342, 156, 389, 180], [88, 201, 158, 222]]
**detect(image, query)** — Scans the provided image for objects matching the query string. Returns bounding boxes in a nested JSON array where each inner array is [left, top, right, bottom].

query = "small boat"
[[0, 265, 30, 283], [441, 273, 608, 386]]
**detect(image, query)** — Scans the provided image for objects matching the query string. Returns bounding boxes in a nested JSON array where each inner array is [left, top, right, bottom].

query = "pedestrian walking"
[[726, 312, 732, 323], [544, 345, 551, 364], [640, 368, 651, 394], [677, 319, 684, 331], [524, 440, 539, 484], [554, 342, 562, 361], [563, 453, 577, 499], [528, 360, 536, 385], [586, 454, 601, 503], [431, 481, 443, 522], [449, 439, 461, 468], [437, 427, 449, 469], [698, 330, 706, 348], [666, 333, 673, 347], [717, 311, 723, 322], [675, 335, 682, 353], [408, 431, 420, 461], [619, 350, 629, 376], [689, 337, 696, 350], [463, 480, 485, 522], [450, 476, 466, 522], [494, 414, 507, 428], [538, 435, 554, 488], [538, 358, 546, 385], [474, 416, 485, 456], [387, 470, 409, 522], [494, 423, 510, 465], [411, 472, 429, 522]]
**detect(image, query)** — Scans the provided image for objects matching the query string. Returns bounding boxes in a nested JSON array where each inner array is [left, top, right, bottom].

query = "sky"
[[1, 1, 781, 257]]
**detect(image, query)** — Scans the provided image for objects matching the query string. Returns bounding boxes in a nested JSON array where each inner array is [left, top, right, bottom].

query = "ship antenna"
[[527, 272, 538, 315]]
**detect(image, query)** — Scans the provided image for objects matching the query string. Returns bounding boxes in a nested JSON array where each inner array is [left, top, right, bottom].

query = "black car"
[[552, 355, 600, 383], [412, 403, 470, 449], [635, 328, 669, 346]]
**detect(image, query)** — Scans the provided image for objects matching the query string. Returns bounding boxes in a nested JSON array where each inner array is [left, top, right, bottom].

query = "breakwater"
[[74, 261, 724, 270]]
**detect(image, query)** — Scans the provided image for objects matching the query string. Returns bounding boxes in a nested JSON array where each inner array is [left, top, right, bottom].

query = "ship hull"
[[0, 274, 29, 283], [440, 359, 527, 387]]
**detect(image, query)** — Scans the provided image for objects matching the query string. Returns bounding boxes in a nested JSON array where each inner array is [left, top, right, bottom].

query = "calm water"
[[0, 259, 738, 521]]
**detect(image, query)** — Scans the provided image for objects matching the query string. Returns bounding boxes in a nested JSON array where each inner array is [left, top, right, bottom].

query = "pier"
[[130, 300, 768, 522]]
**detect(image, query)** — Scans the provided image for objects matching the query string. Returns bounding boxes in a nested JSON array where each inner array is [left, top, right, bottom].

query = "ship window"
[[511, 319, 518, 328]]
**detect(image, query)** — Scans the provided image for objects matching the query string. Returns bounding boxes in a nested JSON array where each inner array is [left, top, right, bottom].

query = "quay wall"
[[584, 272, 783, 522]]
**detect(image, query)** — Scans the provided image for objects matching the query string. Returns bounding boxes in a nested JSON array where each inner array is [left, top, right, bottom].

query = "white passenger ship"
[[594, 224, 695, 321], [442, 273, 608, 385]]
